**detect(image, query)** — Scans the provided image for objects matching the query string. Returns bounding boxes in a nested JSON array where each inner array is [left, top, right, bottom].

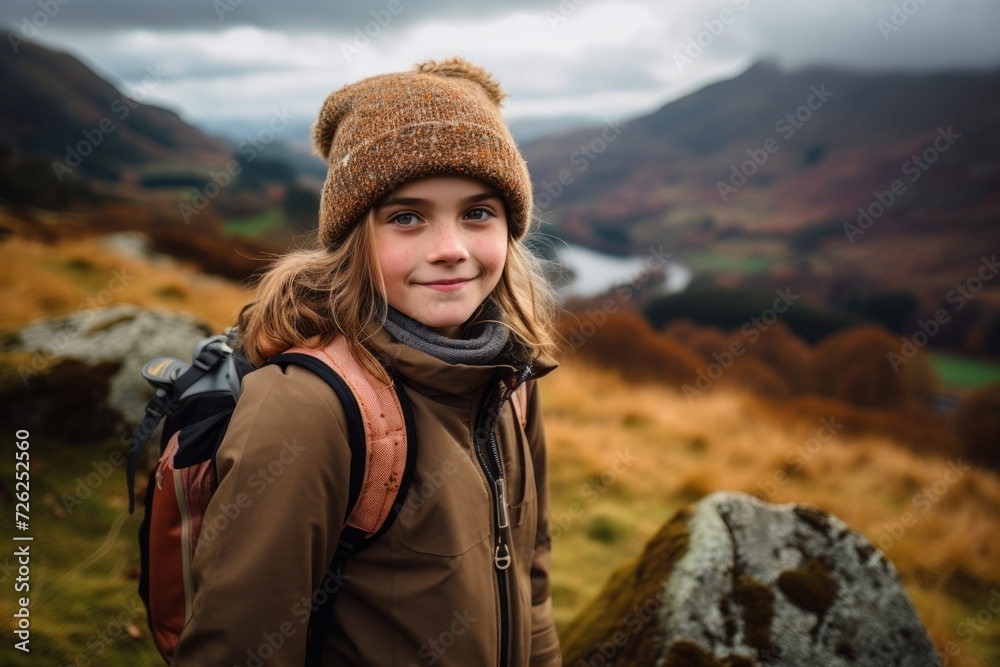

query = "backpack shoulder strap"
[[280, 336, 412, 537], [267, 336, 417, 667]]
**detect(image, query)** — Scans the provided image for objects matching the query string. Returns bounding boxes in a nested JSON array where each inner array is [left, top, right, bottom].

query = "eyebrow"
[[375, 190, 503, 211]]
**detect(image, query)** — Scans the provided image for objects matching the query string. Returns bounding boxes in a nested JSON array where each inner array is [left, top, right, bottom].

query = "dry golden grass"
[[0, 234, 253, 334], [538, 357, 1000, 666]]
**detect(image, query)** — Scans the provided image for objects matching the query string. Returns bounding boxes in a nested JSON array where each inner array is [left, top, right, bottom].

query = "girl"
[[171, 57, 564, 666]]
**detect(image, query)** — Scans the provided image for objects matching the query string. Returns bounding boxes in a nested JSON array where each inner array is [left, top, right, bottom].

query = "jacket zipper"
[[472, 364, 532, 667]]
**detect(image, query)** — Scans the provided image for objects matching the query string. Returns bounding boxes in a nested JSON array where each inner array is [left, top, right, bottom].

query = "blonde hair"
[[236, 200, 562, 385]]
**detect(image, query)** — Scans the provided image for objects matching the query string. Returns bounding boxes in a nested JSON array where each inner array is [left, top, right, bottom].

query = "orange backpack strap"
[[271, 336, 417, 667], [283, 336, 409, 537]]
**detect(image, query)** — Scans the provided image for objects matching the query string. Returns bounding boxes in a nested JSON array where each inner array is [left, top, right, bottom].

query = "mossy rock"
[[561, 491, 941, 666]]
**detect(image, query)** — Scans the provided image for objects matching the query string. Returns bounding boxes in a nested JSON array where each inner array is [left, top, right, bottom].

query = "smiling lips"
[[420, 278, 474, 292]]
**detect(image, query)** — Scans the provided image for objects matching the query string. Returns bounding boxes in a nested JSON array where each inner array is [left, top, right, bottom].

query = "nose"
[[425, 219, 469, 265]]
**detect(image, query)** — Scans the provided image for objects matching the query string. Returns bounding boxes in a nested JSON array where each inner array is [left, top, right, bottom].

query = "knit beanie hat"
[[310, 57, 533, 250]]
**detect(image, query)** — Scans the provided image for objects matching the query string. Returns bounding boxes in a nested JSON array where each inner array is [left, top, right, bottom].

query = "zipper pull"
[[495, 478, 510, 529], [494, 537, 512, 570], [494, 478, 512, 570]]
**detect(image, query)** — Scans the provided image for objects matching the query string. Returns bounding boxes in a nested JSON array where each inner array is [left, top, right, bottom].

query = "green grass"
[[686, 252, 774, 274], [929, 354, 1000, 389], [223, 208, 285, 238], [0, 433, 161, 666]]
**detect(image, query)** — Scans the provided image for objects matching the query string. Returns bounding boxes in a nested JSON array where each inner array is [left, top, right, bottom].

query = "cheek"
[[481, 237, 508, 276], [376, 244, 413, 284]]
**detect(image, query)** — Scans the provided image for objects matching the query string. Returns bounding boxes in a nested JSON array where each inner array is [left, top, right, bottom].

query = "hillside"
[[0, 32, 231, 180], [523, 61, 1000, 360], [0, 32, 322, 252], [522, 60, 1000, 241]]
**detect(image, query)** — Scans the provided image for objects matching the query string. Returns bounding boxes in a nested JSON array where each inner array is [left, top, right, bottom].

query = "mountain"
[[0, 32, 324, 256], [521, 59, 1000, 243], [520, 60, 1000, 357], [0, 31, 232, 182]]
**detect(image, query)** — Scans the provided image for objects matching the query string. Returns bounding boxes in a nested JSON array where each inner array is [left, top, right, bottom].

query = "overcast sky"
[[4, 0, 999, 145]]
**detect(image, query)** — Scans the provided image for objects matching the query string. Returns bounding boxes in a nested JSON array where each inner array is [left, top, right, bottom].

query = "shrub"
[[722, 356, 795, 399], [559, 309, 703, 387], [738, 320, 813, 392], [643, 286, 865, 344], [808, 325, 937, 409], [660, 318, 701, 345], [685, 327, 734, 360], [955, 383, 1000, 472]]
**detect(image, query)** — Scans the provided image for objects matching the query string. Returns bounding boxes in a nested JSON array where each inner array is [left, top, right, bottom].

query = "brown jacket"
[[171, 326, 562, 666]]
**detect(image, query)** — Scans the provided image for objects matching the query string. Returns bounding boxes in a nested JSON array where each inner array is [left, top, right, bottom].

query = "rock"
[[2, 305, 213, 440], [561, 491, 942, 667]]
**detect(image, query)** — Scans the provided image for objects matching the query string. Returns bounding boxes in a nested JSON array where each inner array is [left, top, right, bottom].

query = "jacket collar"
[[367, 326, 559, 402]]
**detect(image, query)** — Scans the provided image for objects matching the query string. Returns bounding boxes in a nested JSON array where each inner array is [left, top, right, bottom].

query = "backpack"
[[125, 327, 428, 666]]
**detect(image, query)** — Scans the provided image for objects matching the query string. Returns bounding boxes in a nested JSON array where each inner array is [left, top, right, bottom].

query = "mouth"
[[420, 277, 474, 292], [421, 278, 473, 286]]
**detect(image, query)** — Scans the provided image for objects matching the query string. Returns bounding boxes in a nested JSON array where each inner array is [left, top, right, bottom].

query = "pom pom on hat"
[[412, 56, 509, 106], [310, 56, 533, 249]]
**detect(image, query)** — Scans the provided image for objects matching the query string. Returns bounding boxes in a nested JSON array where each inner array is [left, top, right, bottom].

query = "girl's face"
[[371, 175, 509, 338]]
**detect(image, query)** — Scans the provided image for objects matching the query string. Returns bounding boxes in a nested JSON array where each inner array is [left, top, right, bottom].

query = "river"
[[553, 243, 691, 300]]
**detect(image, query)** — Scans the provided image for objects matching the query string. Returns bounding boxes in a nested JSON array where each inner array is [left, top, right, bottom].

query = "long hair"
[[236, 198, 562, 385]]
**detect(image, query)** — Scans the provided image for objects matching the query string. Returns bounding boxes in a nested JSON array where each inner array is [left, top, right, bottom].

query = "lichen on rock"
[[562, 491, 942, 667]]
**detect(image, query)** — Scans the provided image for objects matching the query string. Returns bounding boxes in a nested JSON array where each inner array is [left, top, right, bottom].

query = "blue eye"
[[391, 212, 418, 227]]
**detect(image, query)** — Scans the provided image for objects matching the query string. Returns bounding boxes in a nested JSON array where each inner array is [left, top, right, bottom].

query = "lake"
[[554, 242, 691, 300]]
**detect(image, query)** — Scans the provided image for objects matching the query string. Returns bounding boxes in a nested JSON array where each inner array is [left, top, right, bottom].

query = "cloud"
[[4, 0, 999, 136], [0, 0, 541, 32]]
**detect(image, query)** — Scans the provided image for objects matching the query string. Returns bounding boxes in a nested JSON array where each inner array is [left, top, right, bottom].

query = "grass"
[[0, 234, 252, 335], [0, 434, 161, 666], [539, 359, 1000, 667], [686, 251, 774, 274], [5, 359, 996, 665], [930, 353, 1000, 389], [223, 208, 285, 238], [3, 228, 998, 665]]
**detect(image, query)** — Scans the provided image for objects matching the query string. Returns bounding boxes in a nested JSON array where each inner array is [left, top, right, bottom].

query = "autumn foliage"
[[563, 307, 975, 460], [558, 309, 702, 386], [955, 382, 1000, 472]]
